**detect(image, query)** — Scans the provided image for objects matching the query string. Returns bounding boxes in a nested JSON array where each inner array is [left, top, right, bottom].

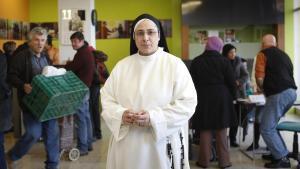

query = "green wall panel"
[[95, 0, 181, 71], [29, 0, 181, 71], [284, 0, 294, 61]]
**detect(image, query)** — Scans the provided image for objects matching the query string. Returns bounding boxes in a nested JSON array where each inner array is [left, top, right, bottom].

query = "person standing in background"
[[191, 37, 236, 168], [222, 44, 249, 147], [44, 35, 60, 65], [65, 31, 94, 156], [0, 50, 13, 169], [3, 41, 17, 71], [7, 27, 60, 169], [90, 50, 109, 140], [256, 34, 297, 168]]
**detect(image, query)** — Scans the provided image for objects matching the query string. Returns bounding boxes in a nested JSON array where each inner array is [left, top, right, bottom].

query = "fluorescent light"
[[182, 1, 202, 15]]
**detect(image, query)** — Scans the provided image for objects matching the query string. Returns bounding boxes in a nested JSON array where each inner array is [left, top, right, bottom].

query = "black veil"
[[130, 13, 169, 55]]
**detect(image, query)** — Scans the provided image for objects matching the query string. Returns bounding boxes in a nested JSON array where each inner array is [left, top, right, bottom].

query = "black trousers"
[[89, 85, 101, 138], [229, 104, 239, 142]]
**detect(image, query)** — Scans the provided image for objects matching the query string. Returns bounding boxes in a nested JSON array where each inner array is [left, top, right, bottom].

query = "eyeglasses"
[[134, 30, 159, 38]]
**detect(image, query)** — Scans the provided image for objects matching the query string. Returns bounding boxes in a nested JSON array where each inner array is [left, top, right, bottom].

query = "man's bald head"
[[262, 34, 277, 49]]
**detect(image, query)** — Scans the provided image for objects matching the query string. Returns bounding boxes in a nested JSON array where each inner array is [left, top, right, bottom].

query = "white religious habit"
[[101, 47, 197, 169]]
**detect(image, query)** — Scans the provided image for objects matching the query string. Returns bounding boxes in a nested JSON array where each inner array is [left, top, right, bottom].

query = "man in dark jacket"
[[65, 31, 94, 156], [0, 51, 13, 169], [6, 27, 59, 169], [256, 34, 297, 168]]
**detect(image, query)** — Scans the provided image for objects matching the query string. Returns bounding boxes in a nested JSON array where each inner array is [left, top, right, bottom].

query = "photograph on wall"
[[96, 19, 172, 39], [189, 29, 208, 43], [21, 22, 30, 40], [160, 19, 172, 37], [196, 30, 208, 44], [69, 10, 85, 32], [30, 22, 59, 39], [123, 20, 134, 38], [224, 29, 236, 43], [96, 20, 126, 39], [61, 9, 86, 45], [0, 18, 8, 39], [7, 20, 22, 40]]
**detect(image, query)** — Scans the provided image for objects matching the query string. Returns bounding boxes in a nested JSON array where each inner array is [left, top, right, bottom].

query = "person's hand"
[[122, 109, 135, 125], [236, 80, 240, 87], [256, 87, 263, 94], [133, 110, 150, 127], [24, 83, 32, 94]]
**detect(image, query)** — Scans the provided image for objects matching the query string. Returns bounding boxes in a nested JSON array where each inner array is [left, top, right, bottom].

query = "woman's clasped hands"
[[122, 109, 150, 127]]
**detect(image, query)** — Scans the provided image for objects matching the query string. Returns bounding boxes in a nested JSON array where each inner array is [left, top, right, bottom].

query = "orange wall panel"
[[0, 0, 29, 21], [0, 0, 29, 50]]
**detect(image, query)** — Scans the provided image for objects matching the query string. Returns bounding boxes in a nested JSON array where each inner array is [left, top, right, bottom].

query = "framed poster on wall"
[[0, 19, 7, 39], [61, 9, 86, 45]]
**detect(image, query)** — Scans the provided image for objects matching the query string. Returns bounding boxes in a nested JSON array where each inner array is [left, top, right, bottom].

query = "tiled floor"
[[4, 114, 300, 169]]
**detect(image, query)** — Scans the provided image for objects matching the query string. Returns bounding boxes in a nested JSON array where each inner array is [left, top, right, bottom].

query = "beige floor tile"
[[4, 114, 300, 169]]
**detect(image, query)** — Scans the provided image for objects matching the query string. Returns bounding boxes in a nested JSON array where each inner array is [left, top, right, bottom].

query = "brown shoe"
[[195, 161, 208, 168]]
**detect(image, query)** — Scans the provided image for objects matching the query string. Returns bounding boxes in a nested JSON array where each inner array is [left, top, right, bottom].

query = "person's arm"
[[146, 60, 197, 141], [189, 60, 198, 91], [0, 57, 10, 95], [237, 60, 249, 86], [255, 52, 267, 92], [224, 59, 237, 99], [100, 63, 129, 141], [8, 53, 26, 90], [99, 63, 109, 84], [65, 53, 82, 72], [53, 48, 60, 65], [251, 56, 258, 92]]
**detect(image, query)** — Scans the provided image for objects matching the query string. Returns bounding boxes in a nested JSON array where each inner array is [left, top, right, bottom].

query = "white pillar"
[[58, 0, 96, 64]]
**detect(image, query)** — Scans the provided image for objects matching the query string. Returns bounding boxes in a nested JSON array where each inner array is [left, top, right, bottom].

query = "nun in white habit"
[[101, 13, 197, 169]]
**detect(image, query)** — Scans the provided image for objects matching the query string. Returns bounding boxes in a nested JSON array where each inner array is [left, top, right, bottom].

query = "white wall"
[[58, 0, 96, 64], [294, 0, 300, 99]]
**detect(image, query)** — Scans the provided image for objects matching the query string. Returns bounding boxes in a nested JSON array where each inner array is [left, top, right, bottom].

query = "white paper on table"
[[248, 94, 266, 105]]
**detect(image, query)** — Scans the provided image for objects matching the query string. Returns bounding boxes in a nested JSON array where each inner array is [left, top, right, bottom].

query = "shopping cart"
[[59, 115, 80, 161], [22, 71, 89, 161]]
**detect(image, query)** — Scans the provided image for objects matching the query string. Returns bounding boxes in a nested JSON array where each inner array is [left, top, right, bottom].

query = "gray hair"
[[28, 27, 48, 41]]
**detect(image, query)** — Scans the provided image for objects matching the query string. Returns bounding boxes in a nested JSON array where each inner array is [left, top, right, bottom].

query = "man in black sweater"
[[255, 34, 297, 168]]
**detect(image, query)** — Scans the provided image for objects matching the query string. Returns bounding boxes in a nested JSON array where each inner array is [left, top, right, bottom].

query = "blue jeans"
[[75, 92, 93, 153], [260, 88, 297, 159], [8, 112, 59, 169], [0, 132, 7, 169]]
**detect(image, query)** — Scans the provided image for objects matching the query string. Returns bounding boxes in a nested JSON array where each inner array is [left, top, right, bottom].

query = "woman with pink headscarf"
[[190, 36, 237, 168]]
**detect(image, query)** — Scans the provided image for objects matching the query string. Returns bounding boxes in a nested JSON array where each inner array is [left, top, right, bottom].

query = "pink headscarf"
[[205, 36, 224, 52]]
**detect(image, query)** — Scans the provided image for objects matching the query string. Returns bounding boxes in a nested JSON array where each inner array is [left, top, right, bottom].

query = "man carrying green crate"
[[65, 31, 94, 156], [7, 27, 60, 169]]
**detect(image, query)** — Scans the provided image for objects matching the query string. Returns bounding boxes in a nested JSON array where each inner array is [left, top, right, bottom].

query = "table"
[[236, 98, 300, 160], [236, 98, 264, 160]]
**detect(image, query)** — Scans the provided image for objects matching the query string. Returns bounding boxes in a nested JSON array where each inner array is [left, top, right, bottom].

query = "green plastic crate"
[[23, 71, 89, 122]]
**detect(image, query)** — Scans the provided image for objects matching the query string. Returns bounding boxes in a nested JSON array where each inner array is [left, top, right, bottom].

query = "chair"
[[277, 121, 300, 169]]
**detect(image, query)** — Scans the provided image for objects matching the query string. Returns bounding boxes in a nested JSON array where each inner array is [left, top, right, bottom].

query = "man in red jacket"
[[65, 32, 94, 156]]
